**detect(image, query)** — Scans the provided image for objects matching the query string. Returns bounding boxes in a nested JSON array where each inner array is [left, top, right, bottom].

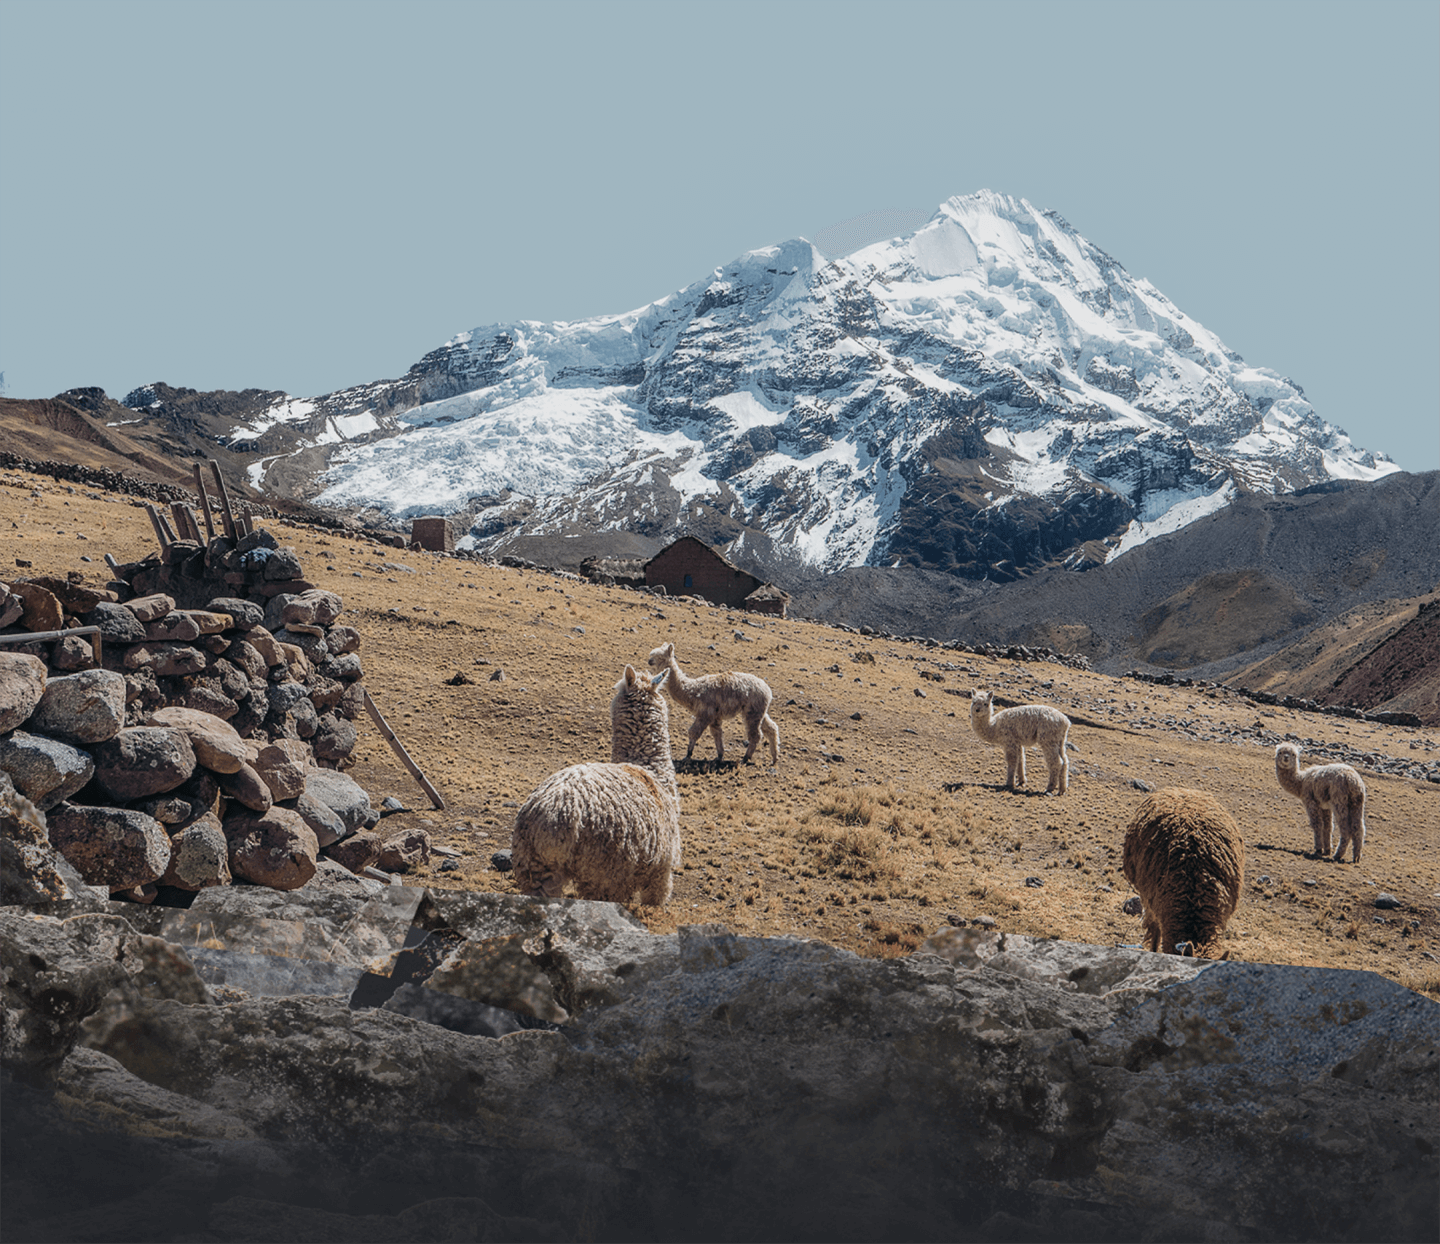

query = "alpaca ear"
[[624, 665, 638, 685]]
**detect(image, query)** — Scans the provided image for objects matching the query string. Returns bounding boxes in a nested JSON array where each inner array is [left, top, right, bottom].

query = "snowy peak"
[[189, 191, 1397, 581]]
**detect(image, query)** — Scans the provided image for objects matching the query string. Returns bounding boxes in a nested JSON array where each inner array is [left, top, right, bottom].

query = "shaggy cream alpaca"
[[511, 666, 681, 906]]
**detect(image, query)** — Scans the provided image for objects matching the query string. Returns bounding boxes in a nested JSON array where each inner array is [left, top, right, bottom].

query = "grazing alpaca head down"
[[646, 641, 780, 768], [968, 689, 1072, 795], [1274, 743, 1368, 863], [510, 665, 682, 907], [1122, 787, 1244, 957]]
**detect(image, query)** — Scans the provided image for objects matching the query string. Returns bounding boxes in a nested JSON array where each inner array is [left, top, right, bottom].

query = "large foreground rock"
[[1, 896, 1434, 1243]]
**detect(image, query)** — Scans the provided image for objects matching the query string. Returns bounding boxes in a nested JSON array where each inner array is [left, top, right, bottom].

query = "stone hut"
[[644, 537, 785, 613], [410, 517, 453, 553], [743, 582, 790, 619]]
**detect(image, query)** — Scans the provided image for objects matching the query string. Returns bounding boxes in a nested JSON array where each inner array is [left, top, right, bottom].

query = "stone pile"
[[0, 525, 401, 903]]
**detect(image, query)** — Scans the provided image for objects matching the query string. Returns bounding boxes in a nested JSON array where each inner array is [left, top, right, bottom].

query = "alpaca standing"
[[1274, 743, 1367, 863], [1123, 787, 1245, 956], [646, 642, 779, 767], [510, 666, 681, 906], [968, 690, 1071, 795]]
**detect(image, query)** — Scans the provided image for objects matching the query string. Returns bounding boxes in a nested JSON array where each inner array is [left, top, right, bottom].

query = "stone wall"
[[0, 525, 394, 902]]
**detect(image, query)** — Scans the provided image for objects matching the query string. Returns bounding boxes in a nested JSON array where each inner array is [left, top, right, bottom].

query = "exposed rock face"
[[0, 893, 1431, 1244], [224, 807, 319, 890]]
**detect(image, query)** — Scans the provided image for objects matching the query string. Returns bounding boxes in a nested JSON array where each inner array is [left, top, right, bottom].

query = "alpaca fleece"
[[510, 666, 681, 906], [647, 642, 779, 767], [1123, 787, 1245, 956], [969, 690, 1071, 794], [1274, 743, 1368, 863]]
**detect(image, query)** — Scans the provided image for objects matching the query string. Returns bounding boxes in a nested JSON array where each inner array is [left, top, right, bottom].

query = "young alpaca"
[[1122, 787, 1245, 956], [968, 690, 1071, 795], [646, 642, 779, 768], [1274, 743, 1367, 863], [510, 666, 681, 906]]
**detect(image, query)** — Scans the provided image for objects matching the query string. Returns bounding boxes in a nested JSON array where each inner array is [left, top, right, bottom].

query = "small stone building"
[[645, 537, 786, 615], [410, 517, 453, 553]]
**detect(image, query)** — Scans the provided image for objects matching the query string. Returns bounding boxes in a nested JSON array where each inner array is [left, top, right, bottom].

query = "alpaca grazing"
[[646, 642, 779, 767], [1122, 787, 1245, 956], [510, 666, 681, 906], [1274, 743, 1367, 863], [968, 690, 1071, 794]]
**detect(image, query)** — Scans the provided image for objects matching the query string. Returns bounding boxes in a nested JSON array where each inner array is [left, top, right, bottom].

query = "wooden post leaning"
[[170, 502, 198, 543], [362, 689, 446, 810], [192, 464, 216, 542], [208, 460, 237, 540], [143, 504, 170, 548]]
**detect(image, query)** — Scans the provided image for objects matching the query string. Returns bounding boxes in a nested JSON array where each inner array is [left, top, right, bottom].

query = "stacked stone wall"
[[0, 525, 394, 903]]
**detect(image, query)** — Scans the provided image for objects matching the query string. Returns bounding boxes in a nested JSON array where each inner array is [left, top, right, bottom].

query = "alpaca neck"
[[614, 708, 679, 796], [664, 653, 700, 708], [1276, 761, 1306, 797], [971, 707, 999, 743]]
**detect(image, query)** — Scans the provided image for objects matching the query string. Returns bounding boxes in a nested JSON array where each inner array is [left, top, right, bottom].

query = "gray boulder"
[[0, 730, 95, 811], [304, 769, 377, 835], [46, 803, 172, 891], [28, 668, 127, 744], [90, 726, 197, 800], [0, 652, 46, 733]]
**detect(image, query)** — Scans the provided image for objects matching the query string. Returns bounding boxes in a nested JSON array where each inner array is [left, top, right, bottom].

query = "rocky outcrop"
[[1, 887, 1434, 1243]]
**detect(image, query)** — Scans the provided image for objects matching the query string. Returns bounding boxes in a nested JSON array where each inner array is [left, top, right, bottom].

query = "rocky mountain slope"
[[72, 191, 1397, 583]]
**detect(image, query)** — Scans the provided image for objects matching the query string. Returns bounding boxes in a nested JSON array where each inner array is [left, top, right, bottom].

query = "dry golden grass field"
[[4, 470, 1437, 1001]]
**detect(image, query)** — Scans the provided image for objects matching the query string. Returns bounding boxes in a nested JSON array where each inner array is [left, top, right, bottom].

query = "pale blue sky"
[[2, 0, 1436, 471]]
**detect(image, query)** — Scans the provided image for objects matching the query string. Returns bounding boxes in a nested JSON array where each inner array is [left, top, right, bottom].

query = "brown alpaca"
[[1122, 787, 1245, 956], [646, 642, 779, 767], [1274, 743, 1367, 863]]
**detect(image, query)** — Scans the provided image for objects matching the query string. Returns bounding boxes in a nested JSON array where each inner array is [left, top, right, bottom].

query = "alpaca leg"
[[1336, 800, 1365, 864], [762, 714, 779, 767], [1015, 745, 1027, 787], [1046, 746, 1067, 795], [686, 714, 709, 760], [1003, 745, 1020, 789], [640, 867, 674, 907], [1141, 913, 1161, 954], [741, 710, 762, 762], [709, 720, 724, 762], [1305, 798, 1330, 857]]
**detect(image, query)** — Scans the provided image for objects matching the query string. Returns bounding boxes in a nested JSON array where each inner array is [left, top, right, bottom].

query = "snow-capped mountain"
[[124, 191, 1399, 580]]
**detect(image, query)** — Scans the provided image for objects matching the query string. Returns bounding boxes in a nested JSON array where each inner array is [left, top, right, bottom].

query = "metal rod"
[[0, 625, 102, 664], [362, 689, 446, 809]]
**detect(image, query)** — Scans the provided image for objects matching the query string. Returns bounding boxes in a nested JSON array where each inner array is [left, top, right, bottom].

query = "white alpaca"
[[969, 690, 1071, 795], [1274, 743, 1367, 863], [511, 666, 681, 906], [646, 642, 779, 767]]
